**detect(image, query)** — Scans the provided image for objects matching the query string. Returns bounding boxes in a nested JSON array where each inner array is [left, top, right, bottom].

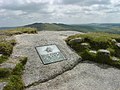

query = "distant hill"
[[0, 27, 17, 30], [1, 23, 120, 34], [24, 23, 120, 34]]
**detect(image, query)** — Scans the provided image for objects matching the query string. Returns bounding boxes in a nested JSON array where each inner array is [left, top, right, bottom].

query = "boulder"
[[97, 49, 110, 56], [69, 37, 83, 44]]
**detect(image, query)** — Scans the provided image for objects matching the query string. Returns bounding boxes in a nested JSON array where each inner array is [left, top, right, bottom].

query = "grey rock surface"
[[0, 82, 7, 90], [12, 31, 82, 87], [26, 61, 120, 90], [10, 31, 120, 90]]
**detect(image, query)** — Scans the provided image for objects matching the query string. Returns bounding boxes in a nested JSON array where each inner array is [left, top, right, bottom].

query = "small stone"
[[111, 57, 119, 61], [116, 43, 120, 48], [111, 39, 117, 43], [0, 54, 2, 57], [81, 43, 89, 46], [89, 50, 97, 54]]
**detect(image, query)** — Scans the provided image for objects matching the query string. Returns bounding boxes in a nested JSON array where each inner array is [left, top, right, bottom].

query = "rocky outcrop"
[[12, 31, 81, 87]]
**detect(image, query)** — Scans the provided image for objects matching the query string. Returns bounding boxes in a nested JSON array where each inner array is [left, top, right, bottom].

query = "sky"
[[0, 0, 120, 27]]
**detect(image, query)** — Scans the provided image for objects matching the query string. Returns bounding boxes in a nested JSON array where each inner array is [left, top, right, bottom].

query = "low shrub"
[[3, 57, 27, 90], [19, 57, 28, 66], [96, 51, 111, 64], [0, 68, 11, 78], [107, 48, 115, 56], [0, 55, 8, 64], [81, 50, 96, 61], [12, 63, 24, 76], [12, 57, 27, 75], [3, 75, 24, 90], [8, 39, 16, 46], [0, 42, 13, 56]]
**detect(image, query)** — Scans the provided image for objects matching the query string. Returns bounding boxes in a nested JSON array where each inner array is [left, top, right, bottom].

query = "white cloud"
[[0, 0, 120, 26]]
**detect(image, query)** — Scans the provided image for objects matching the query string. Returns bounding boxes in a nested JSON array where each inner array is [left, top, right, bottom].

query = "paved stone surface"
[[26, 61, 120, 90], [12, 31, 82, 87]]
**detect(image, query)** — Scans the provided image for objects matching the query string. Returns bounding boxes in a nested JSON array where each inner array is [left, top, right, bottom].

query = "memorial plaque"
[[35, 45, 66, 65]]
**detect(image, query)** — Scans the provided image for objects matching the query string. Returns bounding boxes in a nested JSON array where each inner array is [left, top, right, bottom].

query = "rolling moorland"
[[0, 23, 120, 34]]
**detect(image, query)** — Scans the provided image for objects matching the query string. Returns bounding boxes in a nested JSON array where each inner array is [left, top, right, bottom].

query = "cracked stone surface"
[[12, 31, 82, 87]]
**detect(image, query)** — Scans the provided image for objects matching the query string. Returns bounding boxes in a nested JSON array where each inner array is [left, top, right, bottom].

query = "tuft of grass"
[[3, 57, 27, 90], [0, 42, 13, 56], [3, 75, 24, 90], [12, 57, 27, 76], [66, 32, 120, 69], [0, 68, 11, 78], [0, 55, 8, 64], [0, 27, 37, 36], [80, 50, 96, 61]]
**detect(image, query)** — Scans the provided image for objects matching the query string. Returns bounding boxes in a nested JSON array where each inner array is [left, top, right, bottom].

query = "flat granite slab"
[[12, 31, 82, 87], [26, 61, 120, 90]]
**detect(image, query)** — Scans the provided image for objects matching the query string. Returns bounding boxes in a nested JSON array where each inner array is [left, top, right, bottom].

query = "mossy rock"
[[96, 49, 111, 64], [81, 50, 96, 61]]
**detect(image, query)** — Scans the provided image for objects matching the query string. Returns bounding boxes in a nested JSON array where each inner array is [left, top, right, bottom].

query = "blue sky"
[[0, 0, 120, 27]]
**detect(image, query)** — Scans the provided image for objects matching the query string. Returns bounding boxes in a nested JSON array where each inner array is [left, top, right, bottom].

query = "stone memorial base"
[[12, 31, 81, 87]]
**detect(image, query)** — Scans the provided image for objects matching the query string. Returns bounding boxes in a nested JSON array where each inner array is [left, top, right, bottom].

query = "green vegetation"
[[3, 75, 24, 90], [0, 55, 8, 64], [3, 57, 27, 90], [24, 23, 120, 34], [0, 27, 34, 89], [66, 32, 120, 68], [66, 32, 120, 50], [0, 68, 11, 78], [12, 57, 27, 75], [0, 42, 13, 56], [0, 38, 16, 63], [0, 27, 37, 36]]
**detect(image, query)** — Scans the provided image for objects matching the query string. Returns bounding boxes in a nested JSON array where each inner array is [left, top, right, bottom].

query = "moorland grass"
[[66, 32, 120, 68], [3, 57, 27, 90], [0, 27, 37, 36]]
